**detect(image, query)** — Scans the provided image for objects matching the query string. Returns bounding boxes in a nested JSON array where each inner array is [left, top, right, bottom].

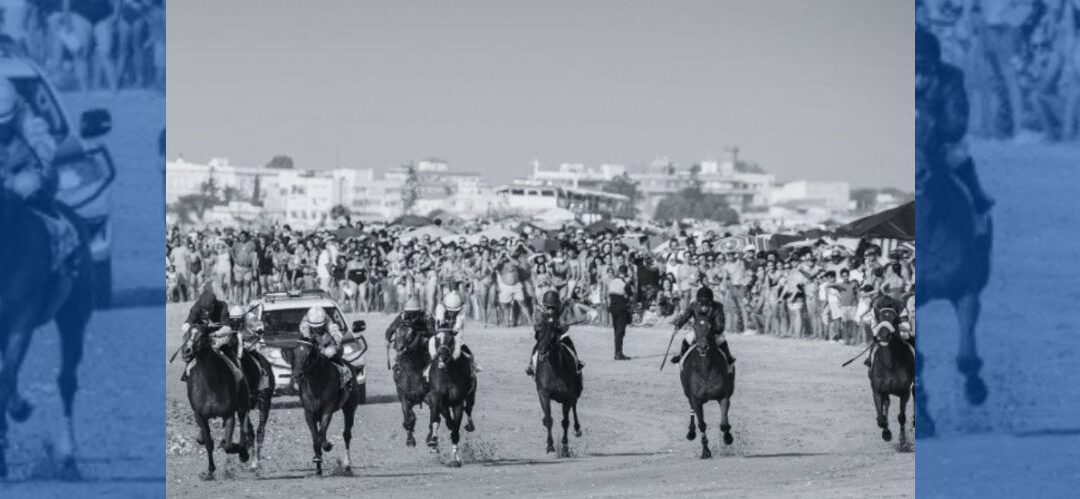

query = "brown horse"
[[0, 189, 94, 479], [914, 129, 992, 439], [867, 300, 915, 449], [425, 332, 476, 467], [285, 337, 361, 476], [390, 320, 430, 448], [679, 318, 735, 459], [533, 320, 583, 458], [182, 325, 251, 480]]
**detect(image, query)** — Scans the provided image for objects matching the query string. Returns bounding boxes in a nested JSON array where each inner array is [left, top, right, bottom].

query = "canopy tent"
[[835, 201, 915, 241], [331, 227, 365, 240]]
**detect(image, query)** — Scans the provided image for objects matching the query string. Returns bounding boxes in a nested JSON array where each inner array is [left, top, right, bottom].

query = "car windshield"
[[261, 306, 345, 337], [9, 76, 69, 141]]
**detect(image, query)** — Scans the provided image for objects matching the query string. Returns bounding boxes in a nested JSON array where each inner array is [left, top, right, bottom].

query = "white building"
[[770, 180, 852, 211]]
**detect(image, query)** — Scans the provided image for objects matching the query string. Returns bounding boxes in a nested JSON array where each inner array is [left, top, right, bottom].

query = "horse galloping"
[[425, 331, 476, 467], [867, 299, 915, 449], [238, 346, 274, 471], [680, 317, 735, 459], [285, 335, 362, 476], [391, 321, 430, 448], [0, 189, 94, 479], [182, 324, 251, 480], [914, 127, 992, 439], [533, 319, 582, 458]]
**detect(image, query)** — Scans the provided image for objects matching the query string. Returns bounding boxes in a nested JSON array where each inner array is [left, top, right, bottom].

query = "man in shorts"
[[826, 269, 859, 344], [231, 231, 257, 304], [497, 256, 531, 327]]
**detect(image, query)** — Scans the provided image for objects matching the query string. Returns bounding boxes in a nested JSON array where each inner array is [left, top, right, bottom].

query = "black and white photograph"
[[165, 1, 915, 496]]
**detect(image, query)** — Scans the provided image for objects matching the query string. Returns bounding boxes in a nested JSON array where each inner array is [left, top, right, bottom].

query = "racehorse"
[[238, 348, 274, 471], [0, 189, 94, 479], [680, 317, 735, 459], [425, 331, 476, 467], [182, 324, 251, 480], [285, 337, 361, 476], [533, 319, 582, 458], [391, 321, 430, 448], [914, 123, 992, 438], [867, 306, 915, 449]]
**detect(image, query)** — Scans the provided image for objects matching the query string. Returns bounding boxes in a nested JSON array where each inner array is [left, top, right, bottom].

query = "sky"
[[168, 0, 913, 189]]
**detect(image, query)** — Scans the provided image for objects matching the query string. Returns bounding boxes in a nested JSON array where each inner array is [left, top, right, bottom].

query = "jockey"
[[0, 78, 79, 272], [180, 289, 243, 383], [526, 290, 584, 377], [385, 295, 436, 350], [429, 290, 479, 373], [299, 306, 355, 379], [228, 305, 273, 391], [865, 294, 908, 368], [670, 286, 736, 372], [915, 26, 993, 214]]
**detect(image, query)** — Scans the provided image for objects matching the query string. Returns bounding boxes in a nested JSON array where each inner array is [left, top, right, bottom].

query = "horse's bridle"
[[293, 337, 317, 378], [435, 334, 454, 369]]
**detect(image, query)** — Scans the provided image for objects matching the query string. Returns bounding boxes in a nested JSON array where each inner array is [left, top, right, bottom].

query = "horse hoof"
[[723, 433, 734, 445], [559, 447, 571, 458], [8, 398, 33, 422], [881, 429, 893, 442], [342, 466, 354, 477], [464, 421, 475, 432], [546, 444, 555, 454], [574, 429, 583, 438], [323, 442, 333, 452], [406, 435, 416, 447], [686, 431, 696, 441], [701, 449, 712, 459], [965, 376, 988, 406], [448, 460, 462, 468], [238, 448, 250, 463], [200, 471, 215, 481]]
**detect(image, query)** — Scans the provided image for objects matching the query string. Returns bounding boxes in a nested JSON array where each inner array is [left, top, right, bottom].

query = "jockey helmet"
[[228, 305, 246, 320], [306, 306, 327, 327], [0, 79, 17, 126], [403, 296, 421, 312], [442, 291, 463, 312], [542, 290, 561, 308], [695, 286, 714, 303]]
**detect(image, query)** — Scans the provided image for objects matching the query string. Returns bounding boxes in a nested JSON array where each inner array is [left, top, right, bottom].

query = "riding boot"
[[954, 159, 995, 214], [864, 343, 877, 368], [718, 341, 736, 364], [670, 340, 690, 364], [564, 337, 585, 371]]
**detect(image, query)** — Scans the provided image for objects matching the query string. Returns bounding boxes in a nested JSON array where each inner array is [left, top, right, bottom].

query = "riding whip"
[[660, 326, 680, 372], [168, 345, 182, 363], [841, 343, 874, 367]]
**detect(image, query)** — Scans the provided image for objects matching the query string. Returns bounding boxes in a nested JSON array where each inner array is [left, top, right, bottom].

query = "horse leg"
[[0, 324, 35, 479], [913, 342, 936, 438], [305, 411, 323, 475], [464, 383, 476, 433], [196, 414, 216, 480], [898, 391, 910, 450], [953, 294, 988, 405], [448, 404, 464, 468], [539, 392, 555, 453], [320, 412, 334, 453], [342, 399, 357, 475], [253, 389, 271, 470], [719, 398, 734, 445], [222, 415, 238, 454], [426, 400, 441, 451], [694, 401, 710, 459], [236, 408, 250, 463], [54, 291, 89, 479], [572, 402, 582, 438], [559, 402, 571, 458], [875, 391, 892, 442], [686, 405, 696, 441], [402, 398, 417, 447]]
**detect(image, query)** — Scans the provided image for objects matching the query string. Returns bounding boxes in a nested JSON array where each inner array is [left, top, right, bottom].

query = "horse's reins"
[[841, 320, 898, 367]]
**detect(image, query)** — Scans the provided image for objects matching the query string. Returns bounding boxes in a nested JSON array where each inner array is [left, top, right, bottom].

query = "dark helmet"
[[695, 286, 714, 303], [542, 290, 561, 308], [915, 27, 941, 68]]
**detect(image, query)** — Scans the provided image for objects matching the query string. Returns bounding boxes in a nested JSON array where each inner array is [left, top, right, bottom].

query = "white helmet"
[[306, 306, 327, 327], [442, 291, 463, 312], [0, 79, 18, 126], [228, 305, 246, 320]]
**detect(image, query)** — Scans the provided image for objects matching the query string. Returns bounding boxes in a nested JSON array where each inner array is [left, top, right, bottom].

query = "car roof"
[[258, 290, 342, 312]]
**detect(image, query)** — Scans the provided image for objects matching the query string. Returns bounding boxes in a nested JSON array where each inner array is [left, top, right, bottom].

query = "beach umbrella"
[[585, 220, 617, 235], [331, 227, 365, 239], [400, 225, 455, 242]]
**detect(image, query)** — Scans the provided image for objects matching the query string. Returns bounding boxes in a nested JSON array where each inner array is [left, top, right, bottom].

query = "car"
[[1, 48, 116, 306], [252, 289, 368, 402]]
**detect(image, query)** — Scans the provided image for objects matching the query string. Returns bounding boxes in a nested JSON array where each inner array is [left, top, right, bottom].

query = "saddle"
[[679, 342, 731, 371]]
